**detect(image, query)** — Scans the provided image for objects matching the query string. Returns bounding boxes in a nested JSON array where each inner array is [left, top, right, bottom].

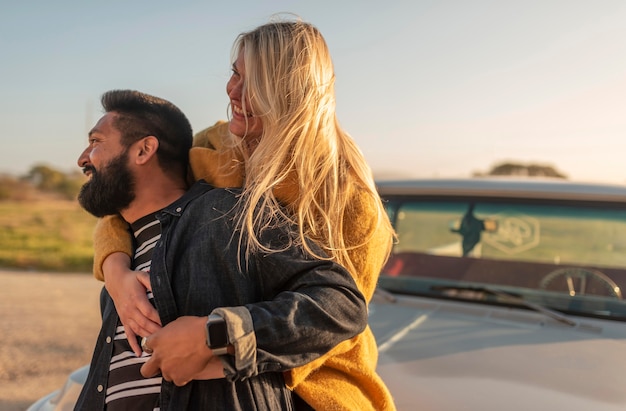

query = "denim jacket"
[[75, 181, 367, 410]]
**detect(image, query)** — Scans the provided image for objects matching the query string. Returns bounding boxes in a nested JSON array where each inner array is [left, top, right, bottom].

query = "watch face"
[[209, 320, 228, 347]]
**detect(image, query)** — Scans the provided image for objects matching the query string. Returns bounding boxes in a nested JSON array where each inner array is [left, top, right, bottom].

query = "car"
[[29, 177, 626, 410], [370, 177, 626, 410]]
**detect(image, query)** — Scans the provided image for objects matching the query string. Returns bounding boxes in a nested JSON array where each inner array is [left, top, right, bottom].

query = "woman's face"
[[227, 49, 263, 140]]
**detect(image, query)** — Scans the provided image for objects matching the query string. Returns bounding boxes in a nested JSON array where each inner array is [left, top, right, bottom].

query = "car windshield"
[[380, 197, 626, 321]]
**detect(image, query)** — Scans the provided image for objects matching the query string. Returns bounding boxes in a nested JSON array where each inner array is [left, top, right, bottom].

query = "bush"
[[0, 174, 37, 201], [24, 164, 86, 200]]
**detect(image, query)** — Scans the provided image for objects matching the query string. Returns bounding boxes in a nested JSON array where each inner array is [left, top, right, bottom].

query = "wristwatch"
[[205, 314, 229, 356]]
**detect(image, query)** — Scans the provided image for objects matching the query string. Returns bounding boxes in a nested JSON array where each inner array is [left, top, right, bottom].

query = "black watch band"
[[205, 314, 229, 356]]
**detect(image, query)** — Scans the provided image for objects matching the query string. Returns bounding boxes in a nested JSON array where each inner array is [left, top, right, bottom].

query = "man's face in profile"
[[78, 149, 136, 217]]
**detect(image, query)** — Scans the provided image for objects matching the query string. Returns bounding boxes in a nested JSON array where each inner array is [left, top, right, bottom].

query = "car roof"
[[376, 177, 626, 203]]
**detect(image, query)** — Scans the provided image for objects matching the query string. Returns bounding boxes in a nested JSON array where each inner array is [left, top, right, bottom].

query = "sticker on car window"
[[483, 213, 540, 254]]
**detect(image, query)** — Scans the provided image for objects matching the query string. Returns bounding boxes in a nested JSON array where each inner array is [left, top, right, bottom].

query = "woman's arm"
[[103, 254, 162, 356], [93, 215, 162, 356]]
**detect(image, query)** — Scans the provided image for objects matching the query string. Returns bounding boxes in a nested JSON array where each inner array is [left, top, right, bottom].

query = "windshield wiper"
[[430, 285, 577, 327]]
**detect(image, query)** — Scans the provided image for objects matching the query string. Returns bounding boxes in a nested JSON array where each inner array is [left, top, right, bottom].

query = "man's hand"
[[140, 316, 221, 386], [103, 252, 162, 356], [196, 356, 227, 380]]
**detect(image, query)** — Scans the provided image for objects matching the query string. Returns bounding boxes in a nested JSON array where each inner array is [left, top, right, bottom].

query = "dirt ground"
[[0, 270, 103, 411]]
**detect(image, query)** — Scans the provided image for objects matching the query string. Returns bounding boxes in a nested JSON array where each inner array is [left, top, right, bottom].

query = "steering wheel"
[[539, 267, 622, 299]]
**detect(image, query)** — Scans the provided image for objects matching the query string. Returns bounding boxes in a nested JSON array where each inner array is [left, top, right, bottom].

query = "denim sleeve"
[[213, 238, 368, 381]]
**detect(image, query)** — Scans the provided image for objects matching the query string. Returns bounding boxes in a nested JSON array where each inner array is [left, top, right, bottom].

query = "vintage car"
[[29, 178, 626, 410], [371, 177, 626, 410]]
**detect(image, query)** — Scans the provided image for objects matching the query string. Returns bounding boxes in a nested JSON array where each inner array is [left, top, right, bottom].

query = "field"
[[0, 199, 98, 272]]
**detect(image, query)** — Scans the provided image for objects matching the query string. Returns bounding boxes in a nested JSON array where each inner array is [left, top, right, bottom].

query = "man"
[[74, 90, 367, 410]]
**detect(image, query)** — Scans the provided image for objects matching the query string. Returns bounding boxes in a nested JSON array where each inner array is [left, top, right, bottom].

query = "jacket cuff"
[[212, 306, 257, 381]]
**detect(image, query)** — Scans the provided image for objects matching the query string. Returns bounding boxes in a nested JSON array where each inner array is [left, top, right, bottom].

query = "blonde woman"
[[95, 18, 396, 410]]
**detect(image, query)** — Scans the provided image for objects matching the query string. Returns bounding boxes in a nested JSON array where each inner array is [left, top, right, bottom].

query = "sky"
[[2, 0, 626, 184]]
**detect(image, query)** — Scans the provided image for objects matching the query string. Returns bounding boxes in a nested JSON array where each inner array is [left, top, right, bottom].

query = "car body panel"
[[370, 293, 626, 410], [26, 365, 89, 411]]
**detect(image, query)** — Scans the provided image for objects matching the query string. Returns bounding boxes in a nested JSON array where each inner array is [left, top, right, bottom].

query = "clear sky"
[[2, 0, 626, 183]]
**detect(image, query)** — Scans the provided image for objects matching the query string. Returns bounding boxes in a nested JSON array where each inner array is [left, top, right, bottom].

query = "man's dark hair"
[[101, 89, 193, 179]]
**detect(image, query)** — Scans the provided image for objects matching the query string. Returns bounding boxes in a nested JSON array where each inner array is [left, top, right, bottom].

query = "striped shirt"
[[105, 213, 162, 410]]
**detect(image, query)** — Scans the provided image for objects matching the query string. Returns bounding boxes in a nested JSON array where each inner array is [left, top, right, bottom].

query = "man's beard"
[[78, 152, 136, 217]]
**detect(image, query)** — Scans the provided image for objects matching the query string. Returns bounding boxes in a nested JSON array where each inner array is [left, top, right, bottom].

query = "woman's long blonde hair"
[[230, 18, 394, 275]]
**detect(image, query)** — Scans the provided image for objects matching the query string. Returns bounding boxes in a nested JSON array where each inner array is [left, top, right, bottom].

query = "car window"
[[381, 197, 626, 320]]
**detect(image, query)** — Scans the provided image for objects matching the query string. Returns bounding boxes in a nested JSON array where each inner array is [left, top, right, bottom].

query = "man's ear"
[[134, 136, 159, 165]]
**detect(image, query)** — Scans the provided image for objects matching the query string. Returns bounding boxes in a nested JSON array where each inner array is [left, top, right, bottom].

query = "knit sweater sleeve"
[[189, 121, 244, 187], [91, 215, 132, 281]]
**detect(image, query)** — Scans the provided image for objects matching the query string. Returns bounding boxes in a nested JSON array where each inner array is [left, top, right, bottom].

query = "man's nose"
[[77, 146, 91, 168]]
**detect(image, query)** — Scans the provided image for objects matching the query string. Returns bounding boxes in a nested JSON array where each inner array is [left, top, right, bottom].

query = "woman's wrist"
[[102, 252, 132, 280]]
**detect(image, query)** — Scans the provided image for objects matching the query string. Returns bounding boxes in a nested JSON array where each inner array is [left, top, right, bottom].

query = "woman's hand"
[[103, 252, 162, 356]]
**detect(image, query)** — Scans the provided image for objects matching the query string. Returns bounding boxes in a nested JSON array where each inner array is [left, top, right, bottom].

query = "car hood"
[[369, 294, 626, 411]]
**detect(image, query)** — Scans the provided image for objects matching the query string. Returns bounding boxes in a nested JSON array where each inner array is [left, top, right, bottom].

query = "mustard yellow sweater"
[[92, 121, 396, 411]]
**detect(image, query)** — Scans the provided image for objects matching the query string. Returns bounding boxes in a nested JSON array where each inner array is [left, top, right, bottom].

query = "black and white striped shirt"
[[105, 213, 162, 410]]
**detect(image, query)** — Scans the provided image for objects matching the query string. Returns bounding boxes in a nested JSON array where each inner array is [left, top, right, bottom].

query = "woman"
[[94, 18, 396, 410]]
